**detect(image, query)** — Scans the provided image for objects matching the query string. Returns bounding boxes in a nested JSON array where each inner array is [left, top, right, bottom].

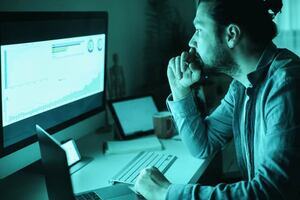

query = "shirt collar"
[[247, 42, 278, 87]]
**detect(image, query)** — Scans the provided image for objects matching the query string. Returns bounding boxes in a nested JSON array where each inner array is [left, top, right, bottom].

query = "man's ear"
[[226, 24, 241, 49]]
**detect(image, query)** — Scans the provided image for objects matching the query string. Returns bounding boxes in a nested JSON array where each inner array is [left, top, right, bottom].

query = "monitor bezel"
[[0, 11, 108, 158]]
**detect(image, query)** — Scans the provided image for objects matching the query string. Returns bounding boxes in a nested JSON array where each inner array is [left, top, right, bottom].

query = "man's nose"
[[188, 34, 197, 48]]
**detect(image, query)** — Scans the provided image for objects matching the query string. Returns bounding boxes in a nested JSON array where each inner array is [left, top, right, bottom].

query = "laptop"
[[36, 124, 142, 200]]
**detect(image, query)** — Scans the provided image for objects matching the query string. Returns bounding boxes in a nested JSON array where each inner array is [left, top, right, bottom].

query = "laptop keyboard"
[[110, 151, 177, 185], [75, 192, 101, 200]]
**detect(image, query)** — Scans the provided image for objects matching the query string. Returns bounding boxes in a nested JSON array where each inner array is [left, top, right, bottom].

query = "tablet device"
[[108, 95, 159, 139]]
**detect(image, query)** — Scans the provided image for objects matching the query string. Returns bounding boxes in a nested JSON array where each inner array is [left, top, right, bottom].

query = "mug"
[[152, 111, 174, 139]]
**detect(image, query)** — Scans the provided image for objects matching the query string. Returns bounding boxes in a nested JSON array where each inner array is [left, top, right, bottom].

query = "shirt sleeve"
[[166, 66, 300, 199], [166, 82, 236, 159]]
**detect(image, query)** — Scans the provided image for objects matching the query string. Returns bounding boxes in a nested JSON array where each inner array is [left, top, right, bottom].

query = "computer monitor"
[[0, 12, 108, 178]]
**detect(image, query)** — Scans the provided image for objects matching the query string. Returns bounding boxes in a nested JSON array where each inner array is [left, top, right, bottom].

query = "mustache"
[[186, 48, 202, 65], [186, 48, 221, 76]]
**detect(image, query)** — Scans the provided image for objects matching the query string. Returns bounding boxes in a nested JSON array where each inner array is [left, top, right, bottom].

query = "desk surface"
[[0, 131, 214, 200]]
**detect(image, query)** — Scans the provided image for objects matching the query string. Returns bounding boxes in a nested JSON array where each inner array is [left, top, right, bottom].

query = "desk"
[[0, 130, 214, 200]]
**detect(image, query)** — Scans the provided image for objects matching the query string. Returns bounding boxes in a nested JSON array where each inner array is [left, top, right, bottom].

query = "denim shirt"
[[166, 43, 300, 199]]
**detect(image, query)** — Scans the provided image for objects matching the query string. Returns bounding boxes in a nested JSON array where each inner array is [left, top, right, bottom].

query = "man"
[[134, 0, 300, 199]]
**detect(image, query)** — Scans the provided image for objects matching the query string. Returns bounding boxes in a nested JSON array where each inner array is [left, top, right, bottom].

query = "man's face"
[[189, 2, 237, 74]]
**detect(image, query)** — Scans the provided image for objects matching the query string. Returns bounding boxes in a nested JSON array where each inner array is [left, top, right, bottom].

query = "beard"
[[201, 42, 240, 77]]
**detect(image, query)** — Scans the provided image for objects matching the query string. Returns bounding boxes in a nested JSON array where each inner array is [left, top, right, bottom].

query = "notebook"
[[104, 136, 162, 155]]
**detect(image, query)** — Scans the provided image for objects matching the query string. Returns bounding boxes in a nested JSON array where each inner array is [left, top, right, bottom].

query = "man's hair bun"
[[263, 0, 283, 18]]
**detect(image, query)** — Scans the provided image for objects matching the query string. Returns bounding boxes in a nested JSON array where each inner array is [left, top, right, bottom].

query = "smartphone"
[[61, 139, 81, 167]]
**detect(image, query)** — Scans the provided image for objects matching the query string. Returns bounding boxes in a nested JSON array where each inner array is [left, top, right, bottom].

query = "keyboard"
[[75, 192, 101, 200], [110, 151, 177, 185]]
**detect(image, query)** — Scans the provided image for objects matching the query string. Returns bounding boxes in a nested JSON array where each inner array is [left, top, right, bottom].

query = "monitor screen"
[[0, 12, 107, 158]]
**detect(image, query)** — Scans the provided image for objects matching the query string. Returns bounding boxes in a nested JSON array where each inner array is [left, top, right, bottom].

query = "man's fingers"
[[189, 63, 202, 82], [134, 169, 148, 193], [175, 56, 181, 79], [138, 167, 160, 180], [180, 52, 188, 73], [167, 58, 176, 79], [134, 166, 171, 200], [189, 62, 202, 74], [139, 167, 155, 177], [167, 52, 203, 89]]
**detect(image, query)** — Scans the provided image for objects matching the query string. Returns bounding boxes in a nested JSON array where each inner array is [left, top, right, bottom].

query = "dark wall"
[[0, 0, 195, 96]]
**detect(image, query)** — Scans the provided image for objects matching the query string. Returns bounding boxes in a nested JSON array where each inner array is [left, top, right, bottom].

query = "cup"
[[152, 111, 174, 139]]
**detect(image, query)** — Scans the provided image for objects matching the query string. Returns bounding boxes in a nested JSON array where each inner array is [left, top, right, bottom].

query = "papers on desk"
[[104, 136, 162, 155]]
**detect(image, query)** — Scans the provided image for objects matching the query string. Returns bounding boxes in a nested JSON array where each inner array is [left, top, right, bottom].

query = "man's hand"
[[167, 49, 202, 101], [134, 167, 171, 200]]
